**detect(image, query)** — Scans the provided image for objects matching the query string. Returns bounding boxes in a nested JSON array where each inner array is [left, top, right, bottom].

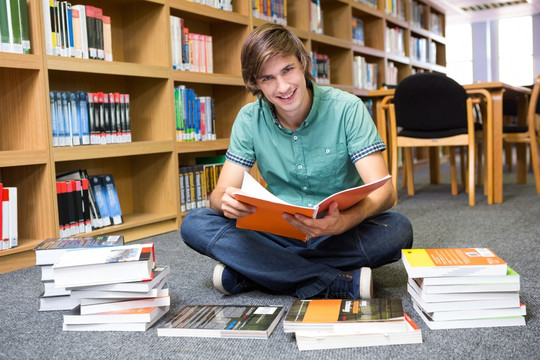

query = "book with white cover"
[[52, 243, 154, 288], [294, 313, 422, 351], [419, 304, 526, 321], [67, 265, 170, 292], [407, 281, 520, 303], [409, 277, 520, 294], [62, 306, 169, 331], [64, 305, 167, 325], [80, 295, 171, 315], [417, 267, 520, 286], [408, 284, 521, 312], [413, 303, 525, 330], [39, 294, 80, 312], [71, 280, 168, 300]]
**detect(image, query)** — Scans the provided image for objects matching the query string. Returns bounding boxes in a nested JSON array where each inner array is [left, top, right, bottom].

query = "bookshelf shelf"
[[53, 141, 173, 162], [46, 57, 170, 79], [0, 53, 42, 69], [0, 151, 49, 167], [0, 0, 446, 273]]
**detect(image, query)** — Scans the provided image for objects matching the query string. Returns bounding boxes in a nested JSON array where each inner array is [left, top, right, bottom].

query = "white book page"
[[240, 172, 290, 205]]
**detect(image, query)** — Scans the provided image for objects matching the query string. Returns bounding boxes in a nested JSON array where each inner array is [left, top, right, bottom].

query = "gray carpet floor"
[[1, 162, 539, 360]]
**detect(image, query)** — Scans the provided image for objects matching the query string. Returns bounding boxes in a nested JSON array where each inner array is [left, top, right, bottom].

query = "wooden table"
[[368, 82, 531, 204]]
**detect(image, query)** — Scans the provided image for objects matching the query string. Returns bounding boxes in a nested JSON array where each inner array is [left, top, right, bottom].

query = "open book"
[[235, 172, 391, 241]]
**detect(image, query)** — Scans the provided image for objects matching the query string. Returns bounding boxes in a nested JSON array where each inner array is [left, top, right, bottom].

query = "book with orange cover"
[[283, 298, 407, 334], [235, 172, 391, 240], [402, 248, 508, 278]]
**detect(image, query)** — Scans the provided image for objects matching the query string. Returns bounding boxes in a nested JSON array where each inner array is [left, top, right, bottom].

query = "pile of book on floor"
[[402, 248, 526, 330], [282, 298, 422, 351], [35, 235, 125, 311], [35, 236, 170, 331]]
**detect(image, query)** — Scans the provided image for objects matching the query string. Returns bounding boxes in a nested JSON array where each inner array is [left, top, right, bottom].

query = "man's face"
[[255, 54, 311, 124]]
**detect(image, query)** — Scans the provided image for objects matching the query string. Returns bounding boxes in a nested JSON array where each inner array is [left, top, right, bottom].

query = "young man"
[[181, 23, 413, 300]]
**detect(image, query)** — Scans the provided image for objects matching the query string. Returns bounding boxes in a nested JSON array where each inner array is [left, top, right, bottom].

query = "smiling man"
[[180, 23, 413, 300]]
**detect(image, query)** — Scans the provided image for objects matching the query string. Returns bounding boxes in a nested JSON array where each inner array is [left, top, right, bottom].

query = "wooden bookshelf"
[[0, 0, 445, 273]]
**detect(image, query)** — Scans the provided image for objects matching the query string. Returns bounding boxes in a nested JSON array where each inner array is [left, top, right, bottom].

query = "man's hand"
[[282, 202, 345, 239], [220, 187, 256, 219]]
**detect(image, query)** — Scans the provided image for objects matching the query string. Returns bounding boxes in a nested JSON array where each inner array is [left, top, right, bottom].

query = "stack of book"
[[402, 248, 526, 330], [48, 242, 169, 331], [35, 235, 124, 311], [283, 298, 422, 351], [1, 184, 17, 251]]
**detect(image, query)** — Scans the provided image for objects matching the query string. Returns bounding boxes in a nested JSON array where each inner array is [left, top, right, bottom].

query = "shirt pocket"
[[308, 143, 350, 179]]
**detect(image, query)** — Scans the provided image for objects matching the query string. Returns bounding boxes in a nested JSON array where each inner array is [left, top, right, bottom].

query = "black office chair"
[[381, 72, 491, 206]]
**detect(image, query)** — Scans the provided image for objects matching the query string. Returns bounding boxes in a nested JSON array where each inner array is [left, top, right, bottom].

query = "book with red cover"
[[235, 172, 390, 240]]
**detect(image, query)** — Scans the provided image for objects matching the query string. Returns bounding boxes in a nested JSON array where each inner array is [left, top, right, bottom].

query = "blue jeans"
[[180, 208, 413, 299]]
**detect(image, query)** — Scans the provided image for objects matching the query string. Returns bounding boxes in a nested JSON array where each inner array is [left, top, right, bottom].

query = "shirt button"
[[302, 186, 307, 191], [293, 136, 298, 141], [298, 165, 302, 169], [325, 148, 330, 153]]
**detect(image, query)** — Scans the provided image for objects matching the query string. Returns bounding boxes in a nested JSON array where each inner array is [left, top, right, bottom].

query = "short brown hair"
[[241, 23, 315, 98]]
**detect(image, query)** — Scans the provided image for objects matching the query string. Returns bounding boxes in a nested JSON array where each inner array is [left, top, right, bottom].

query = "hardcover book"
[[283, 298, 407, 334], [157, 305, 285, 339], [52, 243, 155, 288], [236, 172, 390, 241], [34, 235, 124, 265], [401, 248, 508, 278]]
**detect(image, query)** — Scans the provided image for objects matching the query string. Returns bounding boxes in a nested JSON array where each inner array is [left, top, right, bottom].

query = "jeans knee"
[[391, 212, 413, 250], [180, 208, 214, 250]]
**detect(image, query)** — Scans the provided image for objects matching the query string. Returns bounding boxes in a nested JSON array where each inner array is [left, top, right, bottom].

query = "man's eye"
[[284, 67, 292, 73], [262, 76, 272, 82]]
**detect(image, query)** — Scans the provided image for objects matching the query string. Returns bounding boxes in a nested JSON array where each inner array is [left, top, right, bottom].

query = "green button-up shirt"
[[227, 81, 385, 207]]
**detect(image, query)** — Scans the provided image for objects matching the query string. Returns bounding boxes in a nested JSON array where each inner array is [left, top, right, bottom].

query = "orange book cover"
[[235, 172, 391, 241], [402, 248, 508, 278]]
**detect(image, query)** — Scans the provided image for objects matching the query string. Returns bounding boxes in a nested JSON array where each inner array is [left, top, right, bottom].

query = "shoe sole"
[[359, 267, 373, 299], [212, 262, 231, 295]]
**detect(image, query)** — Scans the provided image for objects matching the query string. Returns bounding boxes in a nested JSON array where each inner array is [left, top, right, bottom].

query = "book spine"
[[100, 175, 123, 225], [102, 15, 112, 61], [71, 7, 81, 58], [94, 6, 104, 60], [78, 91, 90, 145], [42, 0, 53, 55], [85, 5, 96, 59], [18, 0, 30, 53], [69, 92, 81, 145], [66, 2, 74, 57], [50, 91, 59, 147], [7, 187, 17, 248]]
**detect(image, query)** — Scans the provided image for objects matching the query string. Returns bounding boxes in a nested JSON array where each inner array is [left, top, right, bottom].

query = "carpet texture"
[[1, 163, 539, 360]]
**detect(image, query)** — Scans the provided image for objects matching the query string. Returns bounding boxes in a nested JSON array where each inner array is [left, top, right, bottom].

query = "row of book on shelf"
[[50, 91, 132, 147], [56, 169, 123, 237], [193, 0, 233, 12], [179, 160, 224, 213], [402, 248, 526, 330], [410, 36, 437, 64], [0, 184, 17, 251], [353, 55, 378, 90], [42, 1, 113, 60], [252, 0, 287, 25], [311, 51, 330, 85], [33, 243, 525, 349], [0, 0, 30, 54], [170, 16, 213, 73], [174, 85, 216, 142]]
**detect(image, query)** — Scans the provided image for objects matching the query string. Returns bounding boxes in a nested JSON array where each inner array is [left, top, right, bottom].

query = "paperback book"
[[283, 298, 407, 334], [34, 235, 124, 265], [401, 248, 508, 278], [157, 305, 285, 339], [412, 303, 525, 330], [236, 172, 390, 240], [52, 243, 155, 288], [294, 312, 422, 351]]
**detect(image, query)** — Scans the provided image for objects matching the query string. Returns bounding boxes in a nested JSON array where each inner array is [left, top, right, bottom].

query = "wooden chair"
[[381, 73, 491, 206], [501, 75, 540, 194]]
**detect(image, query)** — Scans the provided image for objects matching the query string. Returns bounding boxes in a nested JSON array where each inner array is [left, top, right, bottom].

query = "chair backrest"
[[394, 72, 468, 131], [529, 75, 540, 132]]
